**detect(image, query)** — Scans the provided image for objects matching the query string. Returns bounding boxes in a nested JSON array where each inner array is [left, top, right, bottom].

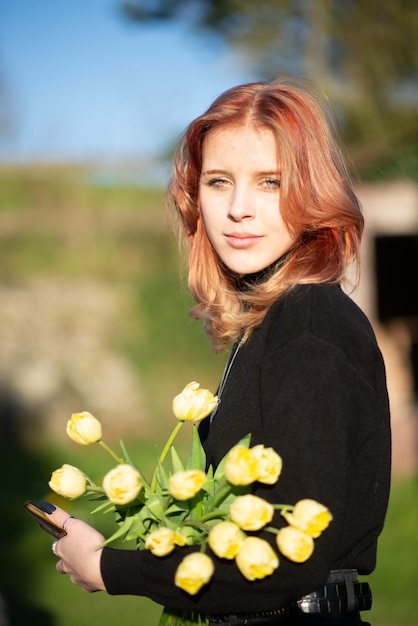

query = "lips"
[[225, 232, 262, 249]]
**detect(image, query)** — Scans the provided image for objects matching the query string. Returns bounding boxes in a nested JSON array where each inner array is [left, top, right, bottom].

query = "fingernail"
[[39, 500, 56, 514]]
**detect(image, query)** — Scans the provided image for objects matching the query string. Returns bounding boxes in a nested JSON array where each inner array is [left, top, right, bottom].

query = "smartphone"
[[24, 500, 67, 539]]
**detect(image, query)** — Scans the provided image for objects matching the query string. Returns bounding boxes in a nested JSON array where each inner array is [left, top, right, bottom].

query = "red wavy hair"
[[167, 79, 363, 352]]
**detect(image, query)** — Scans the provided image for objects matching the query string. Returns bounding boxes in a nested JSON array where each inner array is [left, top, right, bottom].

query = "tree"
[[120, 0, 418, 174]]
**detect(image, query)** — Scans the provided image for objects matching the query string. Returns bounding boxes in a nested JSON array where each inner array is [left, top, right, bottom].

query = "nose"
[[227, 186, 255, 222]]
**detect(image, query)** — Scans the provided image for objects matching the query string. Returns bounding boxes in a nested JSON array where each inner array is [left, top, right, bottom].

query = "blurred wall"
[[352, 180, 418, 476]]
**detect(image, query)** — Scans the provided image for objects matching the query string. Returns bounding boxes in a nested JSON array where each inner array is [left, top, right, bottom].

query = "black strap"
[[343, 569, 357, 614], [208, 569, 372, 623]]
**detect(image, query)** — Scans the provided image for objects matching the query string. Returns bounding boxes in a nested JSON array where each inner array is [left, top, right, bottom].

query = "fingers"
[[62, 515, 75, 531], [39, 501, 75, 528], [52, 540, 59, 556], [54, 546, 104, 593], [42, 502, 107, 593]]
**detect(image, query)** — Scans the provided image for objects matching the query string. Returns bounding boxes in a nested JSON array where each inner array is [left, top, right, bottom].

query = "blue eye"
[[263, 178, 281, 189], [207, 177, 229, 187]]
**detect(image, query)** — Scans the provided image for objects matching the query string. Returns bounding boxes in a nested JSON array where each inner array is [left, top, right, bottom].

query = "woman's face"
[[199, 123, 296, 276]]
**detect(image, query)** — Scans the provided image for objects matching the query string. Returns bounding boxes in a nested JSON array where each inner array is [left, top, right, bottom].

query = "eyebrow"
[[201, 169, 281, 176]]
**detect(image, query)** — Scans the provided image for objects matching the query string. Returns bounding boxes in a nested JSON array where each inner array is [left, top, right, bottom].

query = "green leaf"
[[164, 501, 189, 516], [101, 513, 136, 545], [154, 457, 169, 491], [143, 494, 165, 519], [170, 445, 185, 473], [125, 514, 152, 541], [119, 439, 134, 465], [159, 607, 208, 625], [216, 485, 250, 512], [202, 477, 216, 498], [90, 500, 115, 515], [186, 425, 207, 471], [85, 492, 107, 501]]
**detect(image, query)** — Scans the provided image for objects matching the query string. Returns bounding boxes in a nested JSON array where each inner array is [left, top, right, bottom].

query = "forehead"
[[202, 123, 279, 165]]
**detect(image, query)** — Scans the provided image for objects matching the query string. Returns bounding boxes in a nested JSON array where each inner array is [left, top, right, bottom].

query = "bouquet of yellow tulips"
[[49, 382, 333, 626]]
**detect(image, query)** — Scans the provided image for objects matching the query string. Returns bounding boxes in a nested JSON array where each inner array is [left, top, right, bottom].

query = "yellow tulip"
[[276, 526, 314, 562], [49, 464, 87, 499], [168, 469, 207, 501], [173, 532, 187, 547], [145, 527, 186, 556], [174, 552, 215, 595], [252, 445, 283, 485], [208, 521, 244, 559], [172, 382, 217, 423], [66, 411, 102, 445], [282, 499, 333, 538], [235, 537, 279, 581], [224, 445, 258, 486], [102, 464, 142, 505], [229, 494, 274, 531]]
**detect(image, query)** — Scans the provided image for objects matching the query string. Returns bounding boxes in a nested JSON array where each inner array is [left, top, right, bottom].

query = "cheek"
[[269, 206, 292, 237], [268, 211, 297, 251]]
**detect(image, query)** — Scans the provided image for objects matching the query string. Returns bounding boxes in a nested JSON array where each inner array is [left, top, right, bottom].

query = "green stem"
[[150, 421, 184, 493], [98, 440, 124, 464], [160, 421, 184, 465], [210, 481, 233, 508], [86, 484, 103, 492], [272, 504, 294, 512], [180, 519, 211, 532], [200, 510, 227, 523]]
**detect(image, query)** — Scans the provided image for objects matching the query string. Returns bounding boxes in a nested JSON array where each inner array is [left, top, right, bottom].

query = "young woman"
[[45, 79, 391, 625]]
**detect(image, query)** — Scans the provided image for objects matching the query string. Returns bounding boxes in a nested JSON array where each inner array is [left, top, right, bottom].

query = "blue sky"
[[0, 0, 256, 163]]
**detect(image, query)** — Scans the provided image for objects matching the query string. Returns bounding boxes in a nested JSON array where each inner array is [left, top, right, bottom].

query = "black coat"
[[101, 283, 391, 614]]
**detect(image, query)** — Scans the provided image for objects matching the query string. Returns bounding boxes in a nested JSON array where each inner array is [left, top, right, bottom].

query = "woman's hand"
[[47, 505, 106, 593]]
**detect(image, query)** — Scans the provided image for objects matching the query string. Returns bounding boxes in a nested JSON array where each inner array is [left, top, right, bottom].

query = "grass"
[[366, 477, 418, 624], [0, 164, 417, 625]]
